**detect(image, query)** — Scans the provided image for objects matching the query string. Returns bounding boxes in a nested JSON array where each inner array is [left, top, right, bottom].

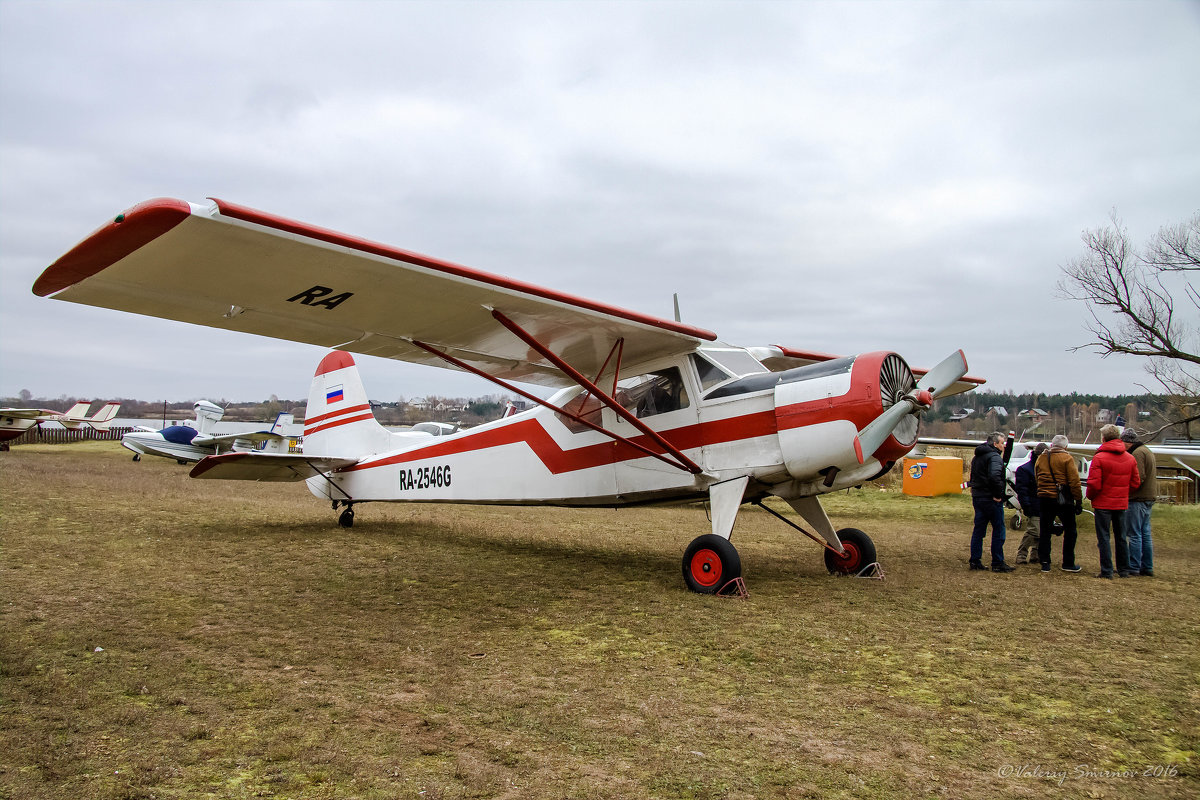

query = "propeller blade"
[[853, 398, 915, 464], [916, 349, 969, 400]]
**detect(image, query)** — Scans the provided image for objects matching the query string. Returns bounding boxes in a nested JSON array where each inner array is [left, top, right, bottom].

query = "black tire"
[[824, 528, 877, 576], [338, 507, 355, 528], [682, 534, 741, 594], [1009, 513, 1024, 531], [132, 454, 140, 462]]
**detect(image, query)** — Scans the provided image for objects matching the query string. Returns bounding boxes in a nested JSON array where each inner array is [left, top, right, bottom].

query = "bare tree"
[[1058, 210, 1200, 438]]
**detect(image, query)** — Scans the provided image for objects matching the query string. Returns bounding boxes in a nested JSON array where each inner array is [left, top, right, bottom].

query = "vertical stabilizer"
[[193, 401, 225, 434], [86, 402, 122, 430], [63, 401, 91, 418], [303, 351, 393, 457], [58, 401, 93, 429]]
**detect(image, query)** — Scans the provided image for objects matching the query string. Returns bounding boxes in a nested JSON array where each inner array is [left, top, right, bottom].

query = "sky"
[[1, 0, 1197, 406]]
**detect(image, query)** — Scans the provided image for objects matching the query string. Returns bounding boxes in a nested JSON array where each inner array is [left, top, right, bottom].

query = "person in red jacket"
[[1086, 424, 1141, 578]]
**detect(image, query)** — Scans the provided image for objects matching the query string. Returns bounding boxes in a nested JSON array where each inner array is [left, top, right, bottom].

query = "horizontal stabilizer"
[[190, 451, 358, 482]]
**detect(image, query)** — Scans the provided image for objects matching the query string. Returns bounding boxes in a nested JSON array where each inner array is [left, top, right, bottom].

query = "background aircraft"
[[35, 197, 982, 593], [1, 401, 121, 448], [122, 401, 296, 464]]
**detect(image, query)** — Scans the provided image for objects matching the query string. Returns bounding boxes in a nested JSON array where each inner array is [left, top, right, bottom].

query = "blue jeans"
[[971, 496, 1007, 564], [1125, 500, 1154, 573], [1094, 509, 1130, 576]]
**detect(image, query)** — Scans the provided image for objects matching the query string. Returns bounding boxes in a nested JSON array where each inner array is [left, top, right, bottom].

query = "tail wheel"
[[682, 534, 741, 594], [824, 528, 877, 576]]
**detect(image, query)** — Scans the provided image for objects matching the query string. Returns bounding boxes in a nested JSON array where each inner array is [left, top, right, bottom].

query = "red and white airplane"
[[34, 197, 982, 592], [1, 401, 121, 447]]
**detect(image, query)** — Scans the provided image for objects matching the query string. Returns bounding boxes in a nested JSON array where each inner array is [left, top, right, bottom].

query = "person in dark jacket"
[[1087, 424, 1140, 578], [968, 432, 1014, 572], [1013, 443, 1047, 564]]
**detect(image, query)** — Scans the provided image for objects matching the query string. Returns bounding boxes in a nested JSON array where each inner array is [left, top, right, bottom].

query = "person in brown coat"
[[1121, 427, 1157, 576], [1035, 434, 1083, 572]]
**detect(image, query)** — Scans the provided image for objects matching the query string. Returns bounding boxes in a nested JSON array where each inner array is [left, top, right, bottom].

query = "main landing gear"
[[681, 485, 882, 594], [681, 526, 879, 593]]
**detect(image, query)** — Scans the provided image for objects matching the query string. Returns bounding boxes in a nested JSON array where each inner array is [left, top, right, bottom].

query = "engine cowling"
[[773, 351, 918, 482]]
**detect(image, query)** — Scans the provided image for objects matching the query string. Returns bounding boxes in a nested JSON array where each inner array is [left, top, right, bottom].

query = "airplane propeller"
[[853, 350, 968, 464]]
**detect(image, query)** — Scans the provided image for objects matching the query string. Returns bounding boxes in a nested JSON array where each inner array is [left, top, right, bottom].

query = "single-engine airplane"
[[122, 401, 297, 464], [1, 401, 121, 448], [34, 197, 983, 592]]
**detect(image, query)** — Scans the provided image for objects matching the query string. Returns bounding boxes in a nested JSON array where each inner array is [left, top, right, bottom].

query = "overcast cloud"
[[1, 0, 1197, 405]]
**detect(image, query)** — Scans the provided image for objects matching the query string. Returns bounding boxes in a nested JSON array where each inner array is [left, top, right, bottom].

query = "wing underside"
[[35, 198, 716, 387]]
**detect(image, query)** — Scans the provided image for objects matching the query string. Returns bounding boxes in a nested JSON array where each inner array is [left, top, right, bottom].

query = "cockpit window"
[[691, 354, 731, 392], [616, 367, 690, 418], [700, 348, 769, 379]]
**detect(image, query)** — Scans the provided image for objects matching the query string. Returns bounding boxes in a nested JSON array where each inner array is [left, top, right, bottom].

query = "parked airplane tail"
[[303, 351, 395, 457], [85, 402, 122, 430], [59, 401, 93, 428], [193, 401, 225, 434]]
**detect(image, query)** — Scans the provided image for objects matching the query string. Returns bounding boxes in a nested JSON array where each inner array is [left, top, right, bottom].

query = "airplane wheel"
[[132, 454, 140, 462], [824, 528, 877, 576], [338, 507, 355, 528], [682, 534, 741, 594], [1009, 513, 1024, 531], [176, 459, 188, 465]]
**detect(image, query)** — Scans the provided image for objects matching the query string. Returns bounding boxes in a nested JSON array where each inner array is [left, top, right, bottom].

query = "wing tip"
[[33, 198, 193, 297]]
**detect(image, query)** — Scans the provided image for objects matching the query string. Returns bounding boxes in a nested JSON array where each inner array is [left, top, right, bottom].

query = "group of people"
[[968, 425, 1157, 578]]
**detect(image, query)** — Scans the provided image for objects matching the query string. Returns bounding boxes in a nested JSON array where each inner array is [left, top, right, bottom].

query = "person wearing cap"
[[1122, 427, 1157, 576], [1013, 442, 1048, 564], [1087, 424, 1141, 578], [1035, 434, 1084, 572]]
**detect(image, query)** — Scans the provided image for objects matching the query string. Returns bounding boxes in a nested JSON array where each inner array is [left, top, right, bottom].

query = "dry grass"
[[1, 443, 1197, 799]]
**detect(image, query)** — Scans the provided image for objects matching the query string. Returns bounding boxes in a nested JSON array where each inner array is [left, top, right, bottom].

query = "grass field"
[[2, 443, 1197, 799]]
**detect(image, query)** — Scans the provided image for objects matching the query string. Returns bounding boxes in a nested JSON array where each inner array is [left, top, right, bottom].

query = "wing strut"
[[407, 310, 703, 475], [409, 339, 700, 474], [488, 309, 703, 473]]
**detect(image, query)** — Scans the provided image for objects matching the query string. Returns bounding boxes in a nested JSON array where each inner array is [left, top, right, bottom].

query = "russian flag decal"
[[326, 385, 344, 404]]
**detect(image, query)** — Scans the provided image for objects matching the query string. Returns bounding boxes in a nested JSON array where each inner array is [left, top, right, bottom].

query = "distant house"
[[986, 406, 1008, 419], [949, 407, 974, 421]]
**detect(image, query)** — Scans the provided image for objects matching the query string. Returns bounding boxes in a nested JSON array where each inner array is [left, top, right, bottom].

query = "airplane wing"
[[753, 346, 986, 398], [0, 409, 57, 421], [34, 198, 718, 387], [189, 451, 359, 482], [194, 430, 289, 448]]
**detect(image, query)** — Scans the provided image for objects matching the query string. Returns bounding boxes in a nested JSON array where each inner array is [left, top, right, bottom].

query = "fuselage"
[[306, 346, 920, 508]]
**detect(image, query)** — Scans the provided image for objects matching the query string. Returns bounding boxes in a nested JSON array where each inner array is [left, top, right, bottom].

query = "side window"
[[556, 391, 603, 434], [616, 367, 690, 419], [691, 354, 731, 392]]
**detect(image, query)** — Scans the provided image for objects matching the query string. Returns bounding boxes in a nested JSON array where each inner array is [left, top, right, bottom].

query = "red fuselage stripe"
[[304, 403, 372, 427], [305, 412, 376, 437]]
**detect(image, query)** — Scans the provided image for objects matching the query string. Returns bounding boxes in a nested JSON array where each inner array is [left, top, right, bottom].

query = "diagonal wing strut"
[[409, 308, 704, 474]]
